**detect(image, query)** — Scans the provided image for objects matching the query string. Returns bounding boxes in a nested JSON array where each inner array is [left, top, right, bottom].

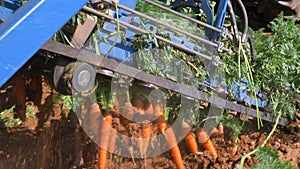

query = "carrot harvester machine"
[[0, 0, 289, 124]]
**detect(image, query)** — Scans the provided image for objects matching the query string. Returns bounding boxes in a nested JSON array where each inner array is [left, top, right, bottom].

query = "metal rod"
[[143, 0, 222, 33], [102, 0, 218, 48], [82, 6, 212, 61]]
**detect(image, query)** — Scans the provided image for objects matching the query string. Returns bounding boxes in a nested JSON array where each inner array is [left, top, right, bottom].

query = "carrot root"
[[184, 132, 198, 154], [230, 144, 238, 157], [98, 113, 113, 169], [88, 104, 101, 135], [108, 128, 117, 153], [141, 122, 151, 156], [98, 147, 108, 169], [196, 129, 218, 161], [165, 128, 185, 169]]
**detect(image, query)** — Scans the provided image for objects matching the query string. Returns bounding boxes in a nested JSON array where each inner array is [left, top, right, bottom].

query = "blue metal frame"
[[165, 0, 228, 41], [213, 0, 228, 41], [0, 0, 89, 88]]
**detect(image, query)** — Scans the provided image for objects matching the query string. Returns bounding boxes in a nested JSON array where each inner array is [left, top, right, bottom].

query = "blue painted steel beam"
[[0, 0, 89, 88], [0, 0, 22, 22]]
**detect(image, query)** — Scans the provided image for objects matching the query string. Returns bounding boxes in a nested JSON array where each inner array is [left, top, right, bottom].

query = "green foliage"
[[222, 13, 299, 120], [96, 81, 115, 112], [252, 147, 294, 169], [136, 0, 170, 14], [253, 13, 300, 94], [0, 106, 22, 128], [251, 13, 299, 118], [221, 113, 243, 143], [268, 91, 296, 119], [60, 95, 75, 111], [25, 104, 36, 118]]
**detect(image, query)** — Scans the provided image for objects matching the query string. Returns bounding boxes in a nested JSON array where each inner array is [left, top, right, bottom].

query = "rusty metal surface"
[[41, 40, 289, 125], [71, 14, 97, 48]]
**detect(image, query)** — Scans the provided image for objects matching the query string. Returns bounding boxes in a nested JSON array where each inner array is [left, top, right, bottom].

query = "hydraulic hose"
[[227, 0, 239, 44], [237, 0, 248, 43]]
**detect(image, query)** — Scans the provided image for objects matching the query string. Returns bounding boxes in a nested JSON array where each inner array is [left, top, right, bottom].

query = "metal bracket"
[[221, 27, 228, 38], [217, 41, 224, 52], [71, 14, 97, 48]]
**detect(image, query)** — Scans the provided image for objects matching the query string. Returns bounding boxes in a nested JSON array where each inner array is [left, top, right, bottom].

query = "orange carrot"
[[184, 132, 198, 153], [98, 113, 113, 169], [145, 103, 153, 116], [196, 129, 218, 161], [156, 114, 167, 133], [88, 103, 101, 135], [180, 122, 198, 153], [211, 127, 220, 136], [165, 128, 185, 169], [154, 102, 166, 132], [13, 76, 26, 121], [153, 102, 163, 116], [152, 123, 159, 136], [230, 144, 238, 157], [108, 124, 117, 154], [141, 122, 151, 156], [123, 102, 135, 120], [218, 123, 224, 135]]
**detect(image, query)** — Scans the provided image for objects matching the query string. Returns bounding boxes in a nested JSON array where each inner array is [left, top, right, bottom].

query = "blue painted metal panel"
[[170, 0, 194, 8], [0, 0, 22, 22], [0, 0, 89, 88], [200, 0, 213, 39]]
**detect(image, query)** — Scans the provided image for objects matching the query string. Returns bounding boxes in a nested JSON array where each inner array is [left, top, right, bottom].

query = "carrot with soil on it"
[[184, 131, 198, 154], [154, 102, 167, 133], [88, 103, 101, 136], [211, 123, 224, 136], [107, 114, 119, 155], [141, 122, 152, 156], [230, 144, 238, 157], [145, 103, 153, 116], [164, 128, 185, 169], [218, 123, 224, 135], [98, 112, 113, 169], [211, 127, 220, 136], [108, 122, 117, 154], [181, 122, 198, 154], [196, 129, 218, 161]]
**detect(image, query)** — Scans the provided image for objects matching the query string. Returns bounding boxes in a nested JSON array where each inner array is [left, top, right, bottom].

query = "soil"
[[0, 67, 299, 169]]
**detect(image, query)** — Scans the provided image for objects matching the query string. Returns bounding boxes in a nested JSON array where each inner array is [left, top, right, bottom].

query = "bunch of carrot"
[[96, 93, 221, 169]]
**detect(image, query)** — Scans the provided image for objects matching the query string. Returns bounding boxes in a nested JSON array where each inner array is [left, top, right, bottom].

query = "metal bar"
[[102, 0, 218, 48], [82, 6, 212, 61], [0, 0, 89, 88], [41, 40, 289, 126], [143, 0, 222, 33]]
